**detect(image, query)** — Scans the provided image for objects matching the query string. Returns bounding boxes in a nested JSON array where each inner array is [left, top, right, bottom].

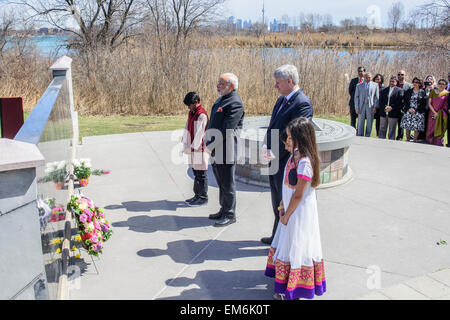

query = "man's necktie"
[[276, 97, 288, 117]]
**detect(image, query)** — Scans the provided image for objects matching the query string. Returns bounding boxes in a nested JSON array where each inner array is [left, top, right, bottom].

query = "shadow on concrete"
[[158, 269, 274, 300], [112, 215, 212, 233], [137, 239, 269, 264], [105, 200, 189, 212], [186, 167, 268, 193]]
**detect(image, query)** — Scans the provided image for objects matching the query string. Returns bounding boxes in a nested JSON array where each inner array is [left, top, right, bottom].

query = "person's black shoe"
[[261, 237, 272, 245], [188, 198, 208, 207], [213, 216, 236, 227], [185, 196, 198, 203], [208, 211, 223, 220]]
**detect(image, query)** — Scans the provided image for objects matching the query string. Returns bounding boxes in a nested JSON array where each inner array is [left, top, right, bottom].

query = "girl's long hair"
[[286, 117, 321, 188]]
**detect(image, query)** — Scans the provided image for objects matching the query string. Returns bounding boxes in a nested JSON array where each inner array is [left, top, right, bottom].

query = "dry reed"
[[1, 33, 448, 117]]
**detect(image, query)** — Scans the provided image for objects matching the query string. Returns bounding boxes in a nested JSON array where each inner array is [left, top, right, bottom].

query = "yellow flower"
[[51, 238, 62, 245], [55, 248, 61, 254], [75, 254, 81, 259], [74, 235, 82, 242], [72, 245, 77, 251]]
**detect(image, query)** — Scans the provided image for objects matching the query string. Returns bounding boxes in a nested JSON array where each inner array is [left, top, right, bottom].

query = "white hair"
[[220, 73, 239, 90], [273, 64, 299, 85]]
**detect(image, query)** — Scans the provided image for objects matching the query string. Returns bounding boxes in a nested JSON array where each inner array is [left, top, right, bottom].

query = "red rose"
[[81, 233, 91, 241]]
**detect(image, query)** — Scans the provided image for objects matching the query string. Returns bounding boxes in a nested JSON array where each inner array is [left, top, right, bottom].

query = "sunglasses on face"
[[413, 81, 421, 84], [438, 83, 446, 86], [398, 74, 404, 76]]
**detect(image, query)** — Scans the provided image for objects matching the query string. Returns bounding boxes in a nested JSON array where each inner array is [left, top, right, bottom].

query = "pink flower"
[[79, 213, 88, 223], [90, 233, 99, 243], [93, 242, 103, 252]]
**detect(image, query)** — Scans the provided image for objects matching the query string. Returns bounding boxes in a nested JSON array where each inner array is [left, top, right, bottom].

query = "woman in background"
[[427, 79, 449, 146], [400, 77, 427, 143], [418, 75, 437, 142], [373, 74, 385, 137]]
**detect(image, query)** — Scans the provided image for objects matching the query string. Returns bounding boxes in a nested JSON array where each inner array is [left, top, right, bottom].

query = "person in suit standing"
[[377, 76, 404, 140], [396, 70, 413, 140], [205, 73, 245, 227], [348, 67, 366, 129], [260, 64, 314, 245], [354, 72, 379, 137]]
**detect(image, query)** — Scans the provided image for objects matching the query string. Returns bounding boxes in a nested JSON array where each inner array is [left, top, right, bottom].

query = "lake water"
[[32, 35, 70, 56], [31, 35, 414, 58]]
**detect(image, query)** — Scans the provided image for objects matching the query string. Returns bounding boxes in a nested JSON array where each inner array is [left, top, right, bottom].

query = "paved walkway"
[[69, 131, 450, 300]]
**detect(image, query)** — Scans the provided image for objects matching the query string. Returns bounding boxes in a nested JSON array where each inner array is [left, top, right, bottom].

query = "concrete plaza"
[[69, 130, 450, 300]]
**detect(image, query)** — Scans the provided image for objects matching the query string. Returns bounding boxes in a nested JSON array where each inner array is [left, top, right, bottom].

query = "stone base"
[[236, 117, 356, 189]]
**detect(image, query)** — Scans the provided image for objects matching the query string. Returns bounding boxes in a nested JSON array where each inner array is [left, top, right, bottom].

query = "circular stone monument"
[[236, 117, 356, 189]]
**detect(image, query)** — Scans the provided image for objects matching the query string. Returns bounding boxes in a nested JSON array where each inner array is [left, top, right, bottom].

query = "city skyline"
[[224, 0, 429, 28]]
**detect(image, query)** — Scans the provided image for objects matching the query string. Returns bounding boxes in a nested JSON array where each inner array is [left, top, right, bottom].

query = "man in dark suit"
[[261, 64, 314, 245], [348, 66, 366, 129], [205, 73, 245, 227], [377, 76, 404, 140]]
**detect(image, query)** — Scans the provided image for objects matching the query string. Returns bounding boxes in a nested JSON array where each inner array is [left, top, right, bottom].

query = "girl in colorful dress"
[[427, 79, 449, 146], [265, 117, 326, 300]]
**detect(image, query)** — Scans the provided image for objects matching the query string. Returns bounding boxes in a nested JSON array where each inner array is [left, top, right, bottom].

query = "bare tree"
[[387, 1, 404, 32], [0, 12, 15, 57], [145, 0, 225, 45], [411, 0, 449, 34], [10, 0, 146, 52], [0, 9, 36, 58]]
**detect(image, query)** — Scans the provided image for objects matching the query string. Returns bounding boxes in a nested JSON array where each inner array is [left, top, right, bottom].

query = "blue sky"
[[224, 0, 428, 26], [0, 0, 428, 28]]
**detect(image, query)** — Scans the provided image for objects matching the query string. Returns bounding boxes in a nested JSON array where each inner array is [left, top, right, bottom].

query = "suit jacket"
[[355, 81, 379, 111], [349, 77, 363, 110], [378, 86, 404, 118], [398, 81, 412, 91], [205, 90, 245, 164], [402, 88, 427, 114], [265, 89, 314, 178]]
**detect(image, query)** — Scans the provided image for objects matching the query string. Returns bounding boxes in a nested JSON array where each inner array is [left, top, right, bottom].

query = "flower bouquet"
[[42, 161, 68, 189], [50, 205, 66, 222], [67, 195, 113, 256], [73, 158, 92, 187]]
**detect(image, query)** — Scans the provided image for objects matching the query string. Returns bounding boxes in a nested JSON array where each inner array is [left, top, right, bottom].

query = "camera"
[[424, 81, 432, 86]]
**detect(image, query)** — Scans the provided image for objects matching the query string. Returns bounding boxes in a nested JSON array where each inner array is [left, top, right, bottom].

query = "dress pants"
[[192, 169, 208, 200], [379, 116, 398, 140], [350, 106, 358, 129], [212, 163, 236, 218], [268, 164, 285, 240], [396, 115, 404, 140], [357, 106, 374, 137]]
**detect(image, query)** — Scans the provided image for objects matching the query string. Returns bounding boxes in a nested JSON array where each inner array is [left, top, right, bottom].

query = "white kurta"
[[182, 113, 209, 171]]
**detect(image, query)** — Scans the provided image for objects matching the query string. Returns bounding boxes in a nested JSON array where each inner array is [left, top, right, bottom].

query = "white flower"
[[57, 161, 66, 170], [80, 158, 91, 168], [72, 159, 81, 168]]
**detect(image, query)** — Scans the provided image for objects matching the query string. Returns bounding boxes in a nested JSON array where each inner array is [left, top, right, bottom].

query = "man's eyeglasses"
[[413, 81, 421, 84], [398, 74, 405, 76]]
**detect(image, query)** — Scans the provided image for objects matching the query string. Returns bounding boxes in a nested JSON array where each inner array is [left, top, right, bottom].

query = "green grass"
[[78, 115, 187, 139], [12, 112, 447, 146]]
